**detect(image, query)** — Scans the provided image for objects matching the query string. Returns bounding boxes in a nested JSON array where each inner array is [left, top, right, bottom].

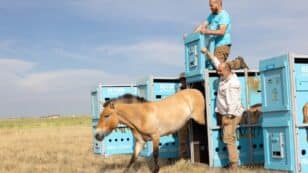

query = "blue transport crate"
[[136, 75, 180, 101], [205, 70, 263, 167], [91, 84, 137, 156], [91, 84, 137, 119], [92, 119, 135, 156], [92, 119, 103, 154], [91, 91, 100, 120], [187, 69, 264, 167], [260, 53, 308, 173], [136, 76, 180, 158], [251, 126, 264, 164], [247, 74, 264, 164], [140, 134, 179, 158], [184, 32, 215, 83], [93, 138, 104, 154], [211, 126, 252, 167]]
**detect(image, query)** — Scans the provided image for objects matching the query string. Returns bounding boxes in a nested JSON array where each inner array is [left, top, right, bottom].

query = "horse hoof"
[[152, 167, 160, 173]]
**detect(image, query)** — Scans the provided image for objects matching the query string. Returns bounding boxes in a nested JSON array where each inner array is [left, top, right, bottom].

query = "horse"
[[95, 89, 205, 173], [103, 93, 148, 107]]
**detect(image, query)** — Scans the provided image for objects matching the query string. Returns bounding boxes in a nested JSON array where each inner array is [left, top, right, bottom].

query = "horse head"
[[95, 101, 120, 141], [95, 94, 147, 141]]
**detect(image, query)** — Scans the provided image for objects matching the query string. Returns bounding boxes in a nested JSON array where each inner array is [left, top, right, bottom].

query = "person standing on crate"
[[194, 0, 248, 69], [201, 47, 244, 169], [194, 0, 231, 64]]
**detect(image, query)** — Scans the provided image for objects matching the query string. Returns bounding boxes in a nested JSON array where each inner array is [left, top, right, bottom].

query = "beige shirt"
[[216, 73, 244, 116], [212, 57, 244, 116]]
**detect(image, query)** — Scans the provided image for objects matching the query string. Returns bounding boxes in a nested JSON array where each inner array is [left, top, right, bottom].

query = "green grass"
[[0, 116, 91, 129]]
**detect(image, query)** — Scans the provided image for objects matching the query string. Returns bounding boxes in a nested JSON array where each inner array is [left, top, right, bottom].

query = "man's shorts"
[[214, 45, 231, 63]]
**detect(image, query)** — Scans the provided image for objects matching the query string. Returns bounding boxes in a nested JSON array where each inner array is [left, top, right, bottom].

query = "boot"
[[224, 162, 239, 169]]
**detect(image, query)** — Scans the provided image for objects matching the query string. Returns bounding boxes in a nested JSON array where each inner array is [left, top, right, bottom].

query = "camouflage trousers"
[[214, 45, 231, 63], [221, 115, 242, 164], [214, 45, 249, 70]]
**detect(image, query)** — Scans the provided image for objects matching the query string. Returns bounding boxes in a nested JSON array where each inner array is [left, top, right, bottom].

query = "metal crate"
[[260, 53, 308, 173], [136, 76, 180, 159], [184, 32, 215, 83], [91, 84, 137, 119], [91, 84, 137, 156], [188, 69, 264, 167], [92, 119, 135, 156]]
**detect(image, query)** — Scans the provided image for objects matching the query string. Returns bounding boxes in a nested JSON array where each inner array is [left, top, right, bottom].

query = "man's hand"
[[201, 47, 210, 55], [201, 48, 221, 69], [193, 25, 202, 33], [200, 27, 210, 35], [193, 21, 209, 33]]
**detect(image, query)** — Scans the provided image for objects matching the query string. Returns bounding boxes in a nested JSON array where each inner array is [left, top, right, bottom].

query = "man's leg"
[[222, 116, 241, 168], [214, 45, 231, 63]]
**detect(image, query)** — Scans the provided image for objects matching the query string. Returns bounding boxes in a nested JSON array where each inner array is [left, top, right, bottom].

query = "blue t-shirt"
[[207, 10, 231, 47]]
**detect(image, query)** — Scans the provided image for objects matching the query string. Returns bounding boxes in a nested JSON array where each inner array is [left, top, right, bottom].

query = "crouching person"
[[202, 47, 244, 169]]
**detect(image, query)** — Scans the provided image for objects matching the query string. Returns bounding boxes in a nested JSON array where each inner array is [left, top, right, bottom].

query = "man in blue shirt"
[[194, 0, 231, 64]]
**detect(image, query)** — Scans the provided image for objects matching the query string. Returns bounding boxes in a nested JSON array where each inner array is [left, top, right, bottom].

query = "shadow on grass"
[[98, 156, 180, 173], [143, 157, 180, 172]]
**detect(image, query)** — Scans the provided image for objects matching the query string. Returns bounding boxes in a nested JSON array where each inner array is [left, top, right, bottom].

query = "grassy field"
[[0, 116, 283, 173]]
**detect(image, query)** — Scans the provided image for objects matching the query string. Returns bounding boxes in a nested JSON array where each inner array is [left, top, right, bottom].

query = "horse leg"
[[124, 131, 145, 173], [191, 106, 206, 125], [151, 134, 160, 173], [190, 96, 206, 125]]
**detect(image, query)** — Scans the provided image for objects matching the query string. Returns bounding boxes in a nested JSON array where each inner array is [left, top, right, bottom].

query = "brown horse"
[[95, 89, 205, 173], [103, 93, 148, 107]]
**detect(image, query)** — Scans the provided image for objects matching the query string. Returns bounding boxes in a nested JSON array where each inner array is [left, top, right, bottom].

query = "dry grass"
[[0, 116, 283, 173]]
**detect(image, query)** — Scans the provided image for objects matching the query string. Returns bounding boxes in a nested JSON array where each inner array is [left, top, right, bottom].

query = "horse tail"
[[189, 89, 206, 125]]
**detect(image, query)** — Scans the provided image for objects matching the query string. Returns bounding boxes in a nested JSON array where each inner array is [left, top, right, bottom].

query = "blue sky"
[[1, 0, 307, 118]]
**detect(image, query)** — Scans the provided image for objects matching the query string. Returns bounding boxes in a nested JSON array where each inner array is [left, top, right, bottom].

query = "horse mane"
[[103, 93, 148, 107]]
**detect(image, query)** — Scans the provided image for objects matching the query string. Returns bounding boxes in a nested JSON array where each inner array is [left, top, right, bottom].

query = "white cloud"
[[96, 39, 184, 67], [19, 69, 130, 93], [0, 58, 35, 73], [0, 58, 130, 117], [68, 0, 206, 24], [52, 47, 88, 61]]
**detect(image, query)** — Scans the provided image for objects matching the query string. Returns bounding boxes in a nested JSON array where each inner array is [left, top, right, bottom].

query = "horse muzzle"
[[95, 129, 105, 141]]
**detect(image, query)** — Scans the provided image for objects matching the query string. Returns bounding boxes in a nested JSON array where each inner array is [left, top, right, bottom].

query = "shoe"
[[223, 162, 239, 169]]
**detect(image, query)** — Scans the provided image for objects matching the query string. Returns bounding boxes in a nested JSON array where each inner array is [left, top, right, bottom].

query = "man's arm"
[[200, 24, 227, 36], [201, 48, 220, 69], [193, 21, 209, 33]]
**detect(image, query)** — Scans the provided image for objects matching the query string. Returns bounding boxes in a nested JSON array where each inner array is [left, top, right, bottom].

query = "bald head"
[[221, 62, 231, 71], [209, 0, 222, 13], [217, 62, 231, 78], [210, 0, 222, 4]]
